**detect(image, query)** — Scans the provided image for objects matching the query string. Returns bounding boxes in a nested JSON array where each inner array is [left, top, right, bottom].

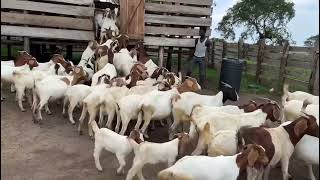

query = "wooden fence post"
[[279, 40, 290, 90], [222, 40, 227, 58], [211, 39, 215, 69], [66, 45, 73, 61], [158, 47, 164, 67], [177, 47, 182, 72], [238, 38, 244, 59], [255, 39, 265, 83], [309, 40, 319, 95], [24, 37, 30, 53]]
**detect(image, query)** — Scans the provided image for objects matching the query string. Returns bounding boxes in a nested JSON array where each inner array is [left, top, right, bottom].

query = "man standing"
[[186, 26, 212, 88]]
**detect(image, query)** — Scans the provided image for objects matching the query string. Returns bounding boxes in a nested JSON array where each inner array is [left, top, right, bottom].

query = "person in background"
[[186, 26, 212, 88]]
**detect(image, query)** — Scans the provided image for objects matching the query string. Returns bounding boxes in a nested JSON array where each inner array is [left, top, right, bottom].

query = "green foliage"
[[304, 34, 319, 47], [216, 0, 295, 45]]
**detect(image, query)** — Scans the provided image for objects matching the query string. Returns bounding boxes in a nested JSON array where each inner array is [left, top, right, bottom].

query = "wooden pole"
[[23, 2, 30, 53], [177, 47, 182, 72], [238, 38, 244, 59], [66, 45, 73, 61], [158, 47, 164, 67], [255, 39, 265, 83], [309, 40, 319, 95], [24, 37, 30, 53], [166, 46, 173, 71], [279, 40, 290, 90], [7, 36, 12, 60]]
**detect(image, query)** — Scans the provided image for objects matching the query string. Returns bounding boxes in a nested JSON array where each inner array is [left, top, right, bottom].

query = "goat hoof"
[[116, 170, 124, 176], [21, 109, 26, 112], [97, 168, 103, 172], [143, 133, 149, 139], [79, 131, 83, 135], [71, 122, 76, 125]]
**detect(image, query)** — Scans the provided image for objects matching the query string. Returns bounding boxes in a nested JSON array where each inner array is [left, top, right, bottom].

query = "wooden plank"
[[24, 37, 30, 53], [290, 46, 313, 53], [1, 0, 94, 17], [145, 14, 211, 27], [120, 0, 144, 39], [1, 25, 94, 41], [145, 3, 210, 16], [286, 60, 312, 69], [264, 52, 282, 60], [144, 36, 195, 47], [287, 53, 313, 62], [1, 12, 93, 30], [145, 26, 199, 36], [285, 76, 309, 85], [146, 0, 212, 6], [159, 46, 164, 67], [38, 0, 93, 5]]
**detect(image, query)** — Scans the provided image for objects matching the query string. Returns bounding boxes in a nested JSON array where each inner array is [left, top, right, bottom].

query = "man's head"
[[199, 27, 207, 37]]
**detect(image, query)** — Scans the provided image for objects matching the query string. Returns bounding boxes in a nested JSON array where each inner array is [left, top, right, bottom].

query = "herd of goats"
[[1, 7, 319, 180]]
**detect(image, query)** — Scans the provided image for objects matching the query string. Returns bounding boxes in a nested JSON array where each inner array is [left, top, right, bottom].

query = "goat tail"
[[158, 170, 173, 180], [235, 126, 252, 153], [158, 170, 190, 180], [91, 118, 99, 133], [139, 104, 144, 122], [190, 104, 202, 117]]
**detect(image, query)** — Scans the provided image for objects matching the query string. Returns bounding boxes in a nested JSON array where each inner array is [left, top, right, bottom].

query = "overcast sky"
[[210, 0, 319, 46]]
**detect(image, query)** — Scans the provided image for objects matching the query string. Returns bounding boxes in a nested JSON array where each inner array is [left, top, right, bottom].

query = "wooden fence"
[[1, 0, 95, 61], [208, 39, 319, 95]]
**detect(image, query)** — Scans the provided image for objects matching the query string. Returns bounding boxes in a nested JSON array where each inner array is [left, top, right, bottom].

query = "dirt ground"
[[1, 86, 319, 180]]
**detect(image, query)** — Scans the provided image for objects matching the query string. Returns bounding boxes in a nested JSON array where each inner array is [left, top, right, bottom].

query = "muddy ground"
[[1, 86, 319, 180]]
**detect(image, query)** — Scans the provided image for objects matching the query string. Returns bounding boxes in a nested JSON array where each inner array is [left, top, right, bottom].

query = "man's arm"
[[189, 38, 198, 59], [205, 38, 212, 48]]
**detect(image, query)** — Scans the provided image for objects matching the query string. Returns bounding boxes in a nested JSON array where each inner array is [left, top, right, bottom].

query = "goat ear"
[[294, 119, 308, 137], [247, 148, 259, 167], [204, 122, 210, 132], [272, 105, 280, 122]]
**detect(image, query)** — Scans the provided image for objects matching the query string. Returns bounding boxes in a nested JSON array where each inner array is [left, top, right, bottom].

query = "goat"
[[91, 119, 144, 175], [32, 66, 87, 124], [137, 77, 201, 138], [125, 133, 193, 180], [158, 144, 269, 180], [237, 114, 319, 180]]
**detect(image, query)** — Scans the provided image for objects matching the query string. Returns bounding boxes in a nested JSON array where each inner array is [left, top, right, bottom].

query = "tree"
[[304, 34, 319, 47], [216, 0, 295, 45]]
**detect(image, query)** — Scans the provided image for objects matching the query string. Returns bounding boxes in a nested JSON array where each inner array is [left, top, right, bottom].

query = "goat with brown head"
[[51, 54, 73, 73], [236, 144, 269, 170], [128, 129, 144, 144], [176, 76, 201, 94], [134, 41, 150, 64], [115, 34, 129, 51], [71, 66, 87, 85], [14, 51, 34, 66]]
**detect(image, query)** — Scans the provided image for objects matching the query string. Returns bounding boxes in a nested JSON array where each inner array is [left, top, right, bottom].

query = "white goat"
[[283, 83, 319, 105], [171, 82, 239, 136], [62, 83, 111, 124], [91, 63, 117, 86], [78, 40, 98, 79], [137, 78, 201, 137], [126, 133, 192, 180], [91, 120, 144, 175], [191, 109, 270, 155], [32, 67, 86, 123], [112, 48, 136, 76], [158, 144, 269, 180]]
